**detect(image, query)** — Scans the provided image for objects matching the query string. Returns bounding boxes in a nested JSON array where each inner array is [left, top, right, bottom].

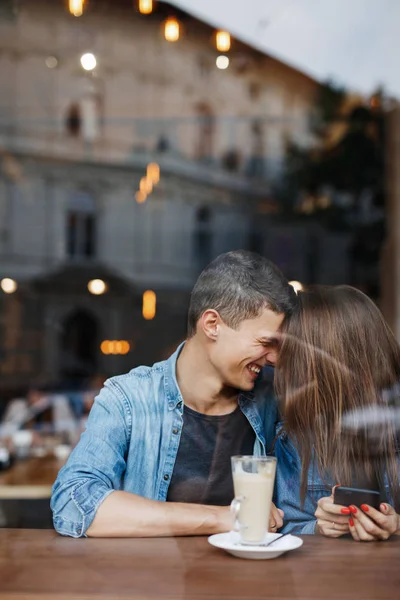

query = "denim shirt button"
[[77, 528, 82, 535], [164, 474, 170, 481], [177, 401, 182, 409], [172, 428, 179, 435]]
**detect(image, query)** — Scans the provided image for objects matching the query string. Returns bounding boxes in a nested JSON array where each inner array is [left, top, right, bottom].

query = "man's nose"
[[265, 349, 278, 366]]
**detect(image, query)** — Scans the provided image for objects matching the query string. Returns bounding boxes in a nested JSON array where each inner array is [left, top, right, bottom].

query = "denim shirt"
[[275, 426, 399, 535], [51, 344, 280, 537]]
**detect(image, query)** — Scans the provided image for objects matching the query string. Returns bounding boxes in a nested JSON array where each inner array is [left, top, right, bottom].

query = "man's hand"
[[269, 503, 284, 532], [314, 488, 350, 538]]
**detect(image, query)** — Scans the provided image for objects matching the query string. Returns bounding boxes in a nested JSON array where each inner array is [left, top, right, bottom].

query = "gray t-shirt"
[[167, 404, 255, 506]]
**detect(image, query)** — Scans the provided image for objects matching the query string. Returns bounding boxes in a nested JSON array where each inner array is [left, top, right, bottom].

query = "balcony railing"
[[0, 113, 303, 183]]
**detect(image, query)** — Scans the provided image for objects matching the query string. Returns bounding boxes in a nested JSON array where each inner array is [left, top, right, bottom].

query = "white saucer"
[[208, 531, 303, 560]]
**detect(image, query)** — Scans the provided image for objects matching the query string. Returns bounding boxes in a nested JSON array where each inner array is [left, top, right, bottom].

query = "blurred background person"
[[1, 386, 51, 439]]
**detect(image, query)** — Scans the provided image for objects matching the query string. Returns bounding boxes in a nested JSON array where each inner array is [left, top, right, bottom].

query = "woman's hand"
[[314, 489, 351, 538], [349, 503, 400, 542], [269, 503, 284, 532]]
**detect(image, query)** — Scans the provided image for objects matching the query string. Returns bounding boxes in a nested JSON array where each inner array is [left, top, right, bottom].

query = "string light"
[[142, 290, 156, 320], [135, 190, 147, 204], [216, 31, 231, 53], [101, 340, 131, 355], [147, 163, 160, 184], [139, 176, 153, 194], [164, 17, 180, 42], [69, 0, 85, 17], [138, 0, 153, 15]]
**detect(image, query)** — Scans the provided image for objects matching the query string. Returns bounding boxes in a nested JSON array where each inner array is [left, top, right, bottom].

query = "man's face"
[[209, 308, 284, 391]]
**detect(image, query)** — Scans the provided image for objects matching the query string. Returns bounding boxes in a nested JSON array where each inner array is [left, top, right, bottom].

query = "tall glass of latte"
[[231, 456, 277, 544]]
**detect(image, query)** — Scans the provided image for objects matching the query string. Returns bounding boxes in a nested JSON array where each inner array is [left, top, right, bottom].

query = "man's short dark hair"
[[187, 250, 297, 337]]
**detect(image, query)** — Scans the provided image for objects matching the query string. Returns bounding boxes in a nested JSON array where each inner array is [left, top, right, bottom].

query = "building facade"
[[0, 1, 336, 393]]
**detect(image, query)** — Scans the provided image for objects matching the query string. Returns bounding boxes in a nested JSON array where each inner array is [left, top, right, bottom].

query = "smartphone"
[[334, 486, 381, 509]]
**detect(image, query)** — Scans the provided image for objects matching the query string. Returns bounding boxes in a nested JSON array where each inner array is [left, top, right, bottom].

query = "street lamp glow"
[[289, 280, 304, 294], [80, 53, 97, 71], [216, 55, 229, 70], [88, 279, 107, 295], [0, 278, 18, 294]]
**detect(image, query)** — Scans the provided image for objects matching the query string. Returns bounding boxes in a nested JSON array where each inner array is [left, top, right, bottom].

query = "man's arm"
[[87, 491, 232, 537], [51, 380, 233, 538]]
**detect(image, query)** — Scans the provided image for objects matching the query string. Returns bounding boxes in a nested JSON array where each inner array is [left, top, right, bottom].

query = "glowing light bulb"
[[80, 53, 97, 71], [216, 55, 229, 70], [0, 278, 18, 294], [164, 17, 180, 42], [69, 0, 85, 17], [142, 290, 156, 320], [216, 31, 231, 53], [88, 279, 107, 295], [138, 0, 153, 15]]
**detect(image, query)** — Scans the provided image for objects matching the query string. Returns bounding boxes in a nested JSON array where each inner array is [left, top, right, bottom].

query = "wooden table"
[[0, 530, 399, 599], [0, 456, 65, 499]]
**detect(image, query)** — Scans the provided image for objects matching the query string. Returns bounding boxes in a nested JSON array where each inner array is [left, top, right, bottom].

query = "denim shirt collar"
[[163, 343, 185, 411], [163, 341, 258, 411]]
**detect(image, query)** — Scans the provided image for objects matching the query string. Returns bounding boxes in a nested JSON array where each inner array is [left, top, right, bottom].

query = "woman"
[[275, 285, 400, 541]]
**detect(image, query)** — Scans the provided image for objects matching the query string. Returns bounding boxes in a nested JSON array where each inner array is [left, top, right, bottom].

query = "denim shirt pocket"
[[307, 481, 332, 505]]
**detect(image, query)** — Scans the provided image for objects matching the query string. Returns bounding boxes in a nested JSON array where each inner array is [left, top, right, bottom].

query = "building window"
[[246, 119, 266, 178], [0, 177, 15, 254], [66, 190, 96, 259], [65, 103, 82, 137], [195, 102, 215, 161], [197, 56, 210, 78], [248, 82, 262, 101], [194, 206, 212, 268]]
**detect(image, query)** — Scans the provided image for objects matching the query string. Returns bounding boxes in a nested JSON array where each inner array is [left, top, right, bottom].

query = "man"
[[51, 250, 297, 538]]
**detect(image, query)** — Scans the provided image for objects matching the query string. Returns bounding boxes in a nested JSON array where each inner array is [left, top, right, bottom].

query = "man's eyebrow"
[[259, 335, 280, 344]]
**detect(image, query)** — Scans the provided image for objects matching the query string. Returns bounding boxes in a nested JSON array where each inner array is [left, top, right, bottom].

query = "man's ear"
[[200, 309, 221, 341]]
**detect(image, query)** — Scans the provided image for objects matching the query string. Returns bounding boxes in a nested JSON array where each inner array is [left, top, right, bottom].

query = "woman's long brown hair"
[[275, 285, 400, 508]]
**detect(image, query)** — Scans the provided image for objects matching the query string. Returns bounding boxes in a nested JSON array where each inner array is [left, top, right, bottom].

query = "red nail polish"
[[349, 505, 358, 514], [341, 507, 351, 515], [381, 503, 387, 512], [349, 518, 354, 527], [361, 504, 369, 512]]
